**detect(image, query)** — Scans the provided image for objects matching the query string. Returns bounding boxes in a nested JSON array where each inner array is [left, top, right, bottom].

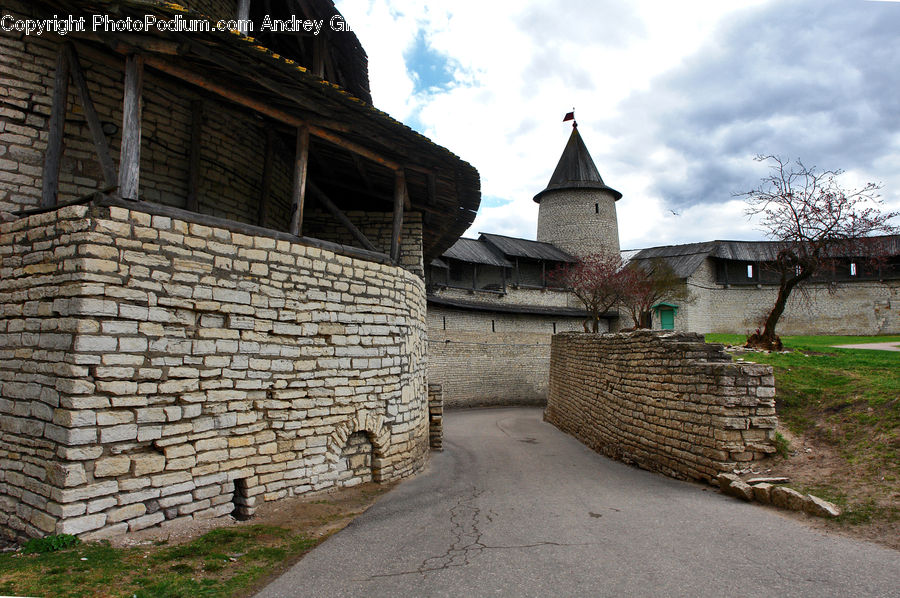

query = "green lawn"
[[0, 525, 318, 598], [705, 334, 900, 479]]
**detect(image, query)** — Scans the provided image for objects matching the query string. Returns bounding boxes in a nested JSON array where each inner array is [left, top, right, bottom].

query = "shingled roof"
[[533, 126, 622, 203], [628, 235, 900, 279], [479, 233, 576, 262]]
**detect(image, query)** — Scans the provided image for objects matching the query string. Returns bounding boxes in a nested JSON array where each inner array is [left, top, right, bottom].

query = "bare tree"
[[619, 258, 694, 329], [549, 252, 626, 333], [738, 155, 898, 349]]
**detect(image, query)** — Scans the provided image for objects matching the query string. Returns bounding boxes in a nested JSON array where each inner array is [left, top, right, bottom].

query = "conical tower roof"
[[533, 126, 622, 203]]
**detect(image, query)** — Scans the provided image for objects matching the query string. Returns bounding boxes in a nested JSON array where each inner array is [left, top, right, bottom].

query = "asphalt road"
[[255, 407, 900, 598]]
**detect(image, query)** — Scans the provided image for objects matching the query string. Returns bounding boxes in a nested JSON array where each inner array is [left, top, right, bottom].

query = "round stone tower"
[[534, 124, 622, 257]]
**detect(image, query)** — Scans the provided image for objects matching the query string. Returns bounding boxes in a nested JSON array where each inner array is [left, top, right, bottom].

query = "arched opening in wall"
[[337, 432, 374, 487], [232, 478, 254, 520]]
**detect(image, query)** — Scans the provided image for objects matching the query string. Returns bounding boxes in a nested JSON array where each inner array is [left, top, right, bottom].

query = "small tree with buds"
[[738, 155, 898, 350], [549, 252, 627, 333], [619, 258, 694, 329]]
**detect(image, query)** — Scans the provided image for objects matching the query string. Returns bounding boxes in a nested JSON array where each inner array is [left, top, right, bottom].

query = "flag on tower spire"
[[563, 108, 576, 128]]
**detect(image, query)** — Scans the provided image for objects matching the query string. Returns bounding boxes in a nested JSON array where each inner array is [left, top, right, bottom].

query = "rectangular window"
[[594, 203, 599, 214], [747, 264, 753, 278], [850, 263, 857, 276]]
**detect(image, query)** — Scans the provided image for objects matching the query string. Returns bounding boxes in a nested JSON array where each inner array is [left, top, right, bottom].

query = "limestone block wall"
[[427, 306, 591, 408], [546, 331, 777, 482], [668, 259, 900, 335], [0, 203, 429, 542]]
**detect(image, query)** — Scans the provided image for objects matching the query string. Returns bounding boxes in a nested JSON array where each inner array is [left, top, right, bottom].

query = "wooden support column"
[[41, 46, 71, 208], [542, 261, 546, 288], [391, 169, 406, 263], [502, 266, 507, 292], [256, 128, 275, 226], [186, 100, 203, 212], [67, 43, 116, 188], [118, 54, 144, 201], [289, 126, 310, 236], [307, 180, 377, 252], [472, 264, 477, 290]]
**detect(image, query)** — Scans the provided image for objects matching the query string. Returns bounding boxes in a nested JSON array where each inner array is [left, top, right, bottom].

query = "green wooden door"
[[659, 308, 675, 330]]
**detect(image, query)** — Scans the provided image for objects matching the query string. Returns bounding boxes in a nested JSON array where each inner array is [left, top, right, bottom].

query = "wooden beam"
[[289, 126, 310, 236], [307, 180, 378, 252], [186, 100, 203, 212], [41, 45, 71, 208], [256, 128, 275, 226], [391, 170, 406, 263], [309, 125, 402, 171], [67, 43, 117, 188], [134, 55, 404, 174], [118, 54, 143, 200]]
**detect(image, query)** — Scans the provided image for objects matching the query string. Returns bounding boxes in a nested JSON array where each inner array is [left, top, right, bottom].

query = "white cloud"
[[336, 0, 900, 250]]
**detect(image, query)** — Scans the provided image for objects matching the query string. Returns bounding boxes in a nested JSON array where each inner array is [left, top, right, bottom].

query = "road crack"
[[360, 486, 592, 581]]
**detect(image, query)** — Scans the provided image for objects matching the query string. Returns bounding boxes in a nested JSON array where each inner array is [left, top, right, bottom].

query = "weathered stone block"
[[56, 513, 106, 535], [94, 456, 131, 478]]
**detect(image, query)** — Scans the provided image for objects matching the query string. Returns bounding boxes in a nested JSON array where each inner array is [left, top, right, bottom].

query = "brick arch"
[[325, 411, 390, 482]]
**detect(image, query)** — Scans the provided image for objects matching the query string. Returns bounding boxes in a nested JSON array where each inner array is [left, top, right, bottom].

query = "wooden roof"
[[629, 235, 900, 279], [533, 126, 621, 203], [36, 0, 480, 262], [480, 233, 576, 262]]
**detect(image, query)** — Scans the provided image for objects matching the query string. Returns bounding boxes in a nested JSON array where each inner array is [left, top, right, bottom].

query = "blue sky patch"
[[404, 29, 455, 94]]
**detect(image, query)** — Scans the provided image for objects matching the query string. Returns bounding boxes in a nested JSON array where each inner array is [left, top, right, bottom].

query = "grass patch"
[[774, 431, 791, 458], [0, 525, 322, 598], [706, 334, 900, 478]]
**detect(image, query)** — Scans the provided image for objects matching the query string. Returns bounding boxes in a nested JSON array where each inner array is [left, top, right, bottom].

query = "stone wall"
[[427, 306, 590, 408], [536, 188, 620, 257], [662, 259, 900, 335], [0, 202, 429, 542], [546, 331, 777, 482]]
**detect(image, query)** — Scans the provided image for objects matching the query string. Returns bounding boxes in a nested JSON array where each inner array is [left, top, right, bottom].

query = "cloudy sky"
[[335, 0, 900, 250]]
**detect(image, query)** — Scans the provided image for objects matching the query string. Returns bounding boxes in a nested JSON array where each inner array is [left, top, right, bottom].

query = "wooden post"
[[256, 128, 275, 226], [118, 54, 143, 201], [237, 0, 251, 35], [289, 126, 310, 236], [67, 43, 117, 188], [391, 170, 406, 263], [186, 100, 203, 212], [41, 46, 71, 208], [472, 264, 477, 290]]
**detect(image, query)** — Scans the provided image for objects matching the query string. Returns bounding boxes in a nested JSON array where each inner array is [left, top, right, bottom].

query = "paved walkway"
[[832, 342, 900, 352], [255, 407, 900, 598]]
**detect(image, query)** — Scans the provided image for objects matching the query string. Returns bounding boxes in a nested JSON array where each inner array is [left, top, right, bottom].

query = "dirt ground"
[[108, 481, 394, 550], [734, 427, 900, 551]]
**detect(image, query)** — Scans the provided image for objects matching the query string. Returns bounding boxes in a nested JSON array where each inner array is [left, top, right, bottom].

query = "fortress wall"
[[536, 188, 620, 257], [546, 331, 777, 482], [667, 260, 900, 335], [0, 203, 429, 542], [427, 305, 590, 408]]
